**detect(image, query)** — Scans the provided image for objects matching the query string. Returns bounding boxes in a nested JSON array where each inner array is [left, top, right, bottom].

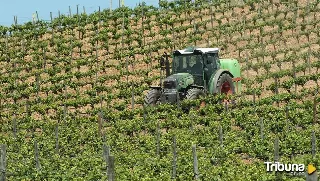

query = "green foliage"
[[0, 0, 319, 180]]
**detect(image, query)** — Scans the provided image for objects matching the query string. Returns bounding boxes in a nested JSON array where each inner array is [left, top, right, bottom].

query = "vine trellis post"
[[95, 30, 99, 90], [131, 82, 135, 110], [313, 94, 317, 124], [260, 117, 264, 140], [253, 88, 256, 105], [110, 0, 112, 13], [307, 131, 317, 181], [34, 140, 41, 170], [292, 58, 297, 93], [13, 113, 17, 139], [0, 144, 6, 181], [121, 11, 125, 59], [172, 26, 175, 51], [274, 137, 280, 179], [103, 144, 110, 174], [246, 53, 249, 79], [308, 48, 311, 74], [143, 104, 147, 134], [192, 145, 199, 180], [107, 155, 115, 181], [311, 131, 316, 158], [219, 125, 223, 147], [50, 12, 54, 47], [142, 2, 145, 49], [63, 83, 67, 123], [83, 6, 86, 15], [156, 122, 160, 156], [68, 6, 72, 17], [126, 57, 129, 84], [171, 136, 177, 179], [193, 19, 197, 46], [55, 124, 59, 154], [210, 5, 213, 29], [36, 74, 40, 103]]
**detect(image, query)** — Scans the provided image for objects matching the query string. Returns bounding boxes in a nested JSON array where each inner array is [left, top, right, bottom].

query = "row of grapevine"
[[0, 0, 319, 180]]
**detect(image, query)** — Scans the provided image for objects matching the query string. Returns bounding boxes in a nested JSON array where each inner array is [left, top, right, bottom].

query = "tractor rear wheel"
[[144, 89, 161, 106], [216, 73, 235, 103]]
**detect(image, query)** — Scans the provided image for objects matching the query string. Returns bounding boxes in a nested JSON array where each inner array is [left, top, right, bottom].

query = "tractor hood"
[[163, 73, 194, 89]]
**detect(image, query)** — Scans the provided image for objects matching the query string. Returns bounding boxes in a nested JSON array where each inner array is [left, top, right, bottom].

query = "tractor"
[[144, 47, 242, 107]]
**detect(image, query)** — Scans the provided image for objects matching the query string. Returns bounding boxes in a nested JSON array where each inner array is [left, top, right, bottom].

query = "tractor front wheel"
[[186, 88, 205, 100], [144, 89, 161, 106], [185, 88, 206, 111]]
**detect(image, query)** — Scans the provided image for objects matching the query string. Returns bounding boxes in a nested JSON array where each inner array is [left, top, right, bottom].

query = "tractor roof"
[[174, 47, 219, 55]]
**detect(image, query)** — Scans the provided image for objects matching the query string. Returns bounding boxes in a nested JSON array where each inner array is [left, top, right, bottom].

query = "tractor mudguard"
[[209, 69, 233, 94]]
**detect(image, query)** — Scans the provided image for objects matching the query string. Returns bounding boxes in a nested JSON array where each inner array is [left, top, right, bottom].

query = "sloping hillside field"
[[0, 0, 320, 180]]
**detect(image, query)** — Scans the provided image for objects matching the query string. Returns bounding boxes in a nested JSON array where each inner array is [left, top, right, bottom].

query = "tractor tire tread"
[[185, 88, 205, 100], [144, 89, 161, 106]]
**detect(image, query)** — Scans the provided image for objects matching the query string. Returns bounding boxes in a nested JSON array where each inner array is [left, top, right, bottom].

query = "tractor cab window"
[[189, 55, 203, 74], [189, 56, 197, 67], [207, 53, 218, 69], [173, 56, 188, 73], [173, 54, 203, 75]]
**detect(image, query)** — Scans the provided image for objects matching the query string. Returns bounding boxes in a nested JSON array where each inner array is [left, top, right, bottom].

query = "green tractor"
[[144, 47, 242, 107]]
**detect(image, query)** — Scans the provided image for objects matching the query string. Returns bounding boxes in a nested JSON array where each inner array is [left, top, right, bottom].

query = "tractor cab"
[[171, 47, 220, 87]]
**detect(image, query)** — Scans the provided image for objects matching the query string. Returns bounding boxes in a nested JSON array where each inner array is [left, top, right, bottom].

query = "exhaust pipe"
[[164, 52, 170, 77], [160, 52, 170, 78]]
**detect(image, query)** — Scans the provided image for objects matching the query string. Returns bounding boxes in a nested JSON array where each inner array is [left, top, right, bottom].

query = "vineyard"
[[0, 0, 320, 180]]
